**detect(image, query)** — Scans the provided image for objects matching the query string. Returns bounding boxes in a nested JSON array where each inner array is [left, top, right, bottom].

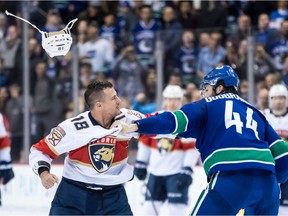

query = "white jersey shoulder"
[[46, 111, 122, 155], [0, 113, 7, 137]]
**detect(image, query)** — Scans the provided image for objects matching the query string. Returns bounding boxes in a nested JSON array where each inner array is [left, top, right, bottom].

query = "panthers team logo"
[[157, 138, 173, 155], [88, 144, 115, 173]]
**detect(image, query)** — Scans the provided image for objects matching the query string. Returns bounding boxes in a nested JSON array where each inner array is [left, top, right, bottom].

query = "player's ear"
[[95, 101, 102, 108], [216, 85, 224, 94]]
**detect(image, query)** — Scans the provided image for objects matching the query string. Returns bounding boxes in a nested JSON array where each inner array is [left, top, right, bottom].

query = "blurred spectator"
[[78, 1, 105, 26], [46, 57, 61, 82], [236, 39, 248, 80], [268, 19, 288, 71], [0, 25, 21, 78], [5, 84, 27, 162], [100, 13, 122, 53], [242, 0, 276, 27], [255, 13, 280, 49], [37, 8, 64, 41], [32, 61, 55, 142], [132, 68, 157, 114], [269, 0, 288, 29], [113, 45, 147, 101], [167, 72, 182, 87], [160, 5, 182, 82], [132, 92, 157, 114], [78, 21, 114, 74], [256, 87, 269, 112], [79, 62, 93, 91], [282, 54, 288, 86], [120, 0, 143, 33], [191, 87, 201, 102], [253, 44, 276, 83], [0, 86, 8, 112], [0, 58, 9, 87], [0, 12, 7, 42], [177, 0, 197, 30], [222, 42, 238, 69], [197, 0, 227, 33], [144, 68, 157, 103], [239, 79, 249, 101], [174, 30, 198, 85], [132, 4, 161, 67], [76, 19, 88, 46], [265, 73, 280, 90], [197, 32, 210, 49], [227, 14, 251, 49], [197, 31, 226, 77]]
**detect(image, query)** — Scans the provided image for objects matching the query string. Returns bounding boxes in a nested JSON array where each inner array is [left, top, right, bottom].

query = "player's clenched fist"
[[40, 171, 59, 189]]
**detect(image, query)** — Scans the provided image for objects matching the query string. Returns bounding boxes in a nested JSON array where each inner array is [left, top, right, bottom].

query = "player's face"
[[200, 84, 215, 98], [101, 88, 121, 117], [163, 98, 182, 111], [271, 96, 287, 111]]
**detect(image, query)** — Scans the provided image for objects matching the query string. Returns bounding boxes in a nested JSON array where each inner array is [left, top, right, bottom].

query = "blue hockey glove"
[[176, 166, 193, 191], [134, 161, 147, 180]]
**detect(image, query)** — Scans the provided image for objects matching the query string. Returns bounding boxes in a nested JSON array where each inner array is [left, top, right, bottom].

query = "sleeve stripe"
[[172, 110, 188, 134]]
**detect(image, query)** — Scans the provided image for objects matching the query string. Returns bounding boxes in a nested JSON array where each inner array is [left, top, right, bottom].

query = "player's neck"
[[90, 111, 112, 129], [272, 108, 287, 117]]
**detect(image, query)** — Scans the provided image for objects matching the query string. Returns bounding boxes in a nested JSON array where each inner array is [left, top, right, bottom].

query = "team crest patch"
[[158, 138, 173, 155], [47, 127, 65, 146], [88, 143, 115, 173]]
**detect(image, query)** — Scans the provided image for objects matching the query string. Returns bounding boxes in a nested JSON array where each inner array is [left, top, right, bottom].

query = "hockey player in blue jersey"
[[117, 65, 288, 215]]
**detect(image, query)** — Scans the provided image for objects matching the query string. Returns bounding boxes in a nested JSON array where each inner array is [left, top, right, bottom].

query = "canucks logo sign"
[[88, 142, 115, 173]]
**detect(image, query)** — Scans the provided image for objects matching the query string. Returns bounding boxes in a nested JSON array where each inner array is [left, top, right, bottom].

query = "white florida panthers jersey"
[[29, 108, 145, 186], [263, 109, 288, 141]]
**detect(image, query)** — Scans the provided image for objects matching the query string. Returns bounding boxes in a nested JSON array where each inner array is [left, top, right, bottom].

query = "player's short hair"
[[84, 80, 113, 109]]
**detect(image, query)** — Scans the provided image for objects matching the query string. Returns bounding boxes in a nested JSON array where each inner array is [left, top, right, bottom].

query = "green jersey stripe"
[[270, 140, 288, 159], [203, 148, 275, 174], [172, 110, 188, 134]]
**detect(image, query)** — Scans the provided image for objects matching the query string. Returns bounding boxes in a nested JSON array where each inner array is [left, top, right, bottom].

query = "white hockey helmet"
[[268, 84, 288, 107], [163, 85, 183, 99], [5, 10, 77, 58]]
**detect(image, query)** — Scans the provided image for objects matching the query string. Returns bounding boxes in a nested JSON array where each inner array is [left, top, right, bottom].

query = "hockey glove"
[[134, 161, 147, 180], [176, 167, 193, 191], [0, 168, 15, 185]]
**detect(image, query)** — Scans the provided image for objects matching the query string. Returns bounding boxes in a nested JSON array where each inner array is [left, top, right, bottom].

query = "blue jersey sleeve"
[[136, 100, 205, 138], [136, 112, 177, 134]]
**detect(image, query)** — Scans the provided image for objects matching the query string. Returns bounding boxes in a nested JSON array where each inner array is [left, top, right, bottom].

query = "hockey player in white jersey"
[[29, 80, 145, 215], [263, 84, 288, 206], [134, 85, 199, 215], [0, 112, 14, 206]]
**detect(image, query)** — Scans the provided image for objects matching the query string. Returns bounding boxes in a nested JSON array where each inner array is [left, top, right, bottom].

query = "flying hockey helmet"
[[5, 10, 77, 58]]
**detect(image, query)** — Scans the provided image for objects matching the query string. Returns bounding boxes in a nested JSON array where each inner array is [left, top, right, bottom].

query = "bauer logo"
[[88, 144, 115, 173]]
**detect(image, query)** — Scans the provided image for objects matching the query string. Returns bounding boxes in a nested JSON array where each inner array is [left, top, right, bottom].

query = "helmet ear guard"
[[5, 10, 77, 58]]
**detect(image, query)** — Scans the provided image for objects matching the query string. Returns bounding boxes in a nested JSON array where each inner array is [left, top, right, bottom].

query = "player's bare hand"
[[119, 122, 138, 134], [40, 171, 59, 189]]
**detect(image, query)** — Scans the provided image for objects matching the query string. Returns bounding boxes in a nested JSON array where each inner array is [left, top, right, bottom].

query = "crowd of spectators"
[[0, 0, 288, 162]]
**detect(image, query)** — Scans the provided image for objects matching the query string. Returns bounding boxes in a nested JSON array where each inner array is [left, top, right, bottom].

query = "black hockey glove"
[[0, 168, 15, 185], [176, 166, 193, 191], [134, 161, 147, 180]]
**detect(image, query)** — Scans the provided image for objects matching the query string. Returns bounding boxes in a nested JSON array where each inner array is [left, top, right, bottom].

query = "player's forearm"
[[135, 112, 176, 134]]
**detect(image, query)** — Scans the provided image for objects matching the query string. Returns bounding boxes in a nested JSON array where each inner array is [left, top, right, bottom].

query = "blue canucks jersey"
[[136, 93, 288, 183], [132, 20, 161, 55], [174, 46, 198, 82], [100, 25, 121, 42]]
